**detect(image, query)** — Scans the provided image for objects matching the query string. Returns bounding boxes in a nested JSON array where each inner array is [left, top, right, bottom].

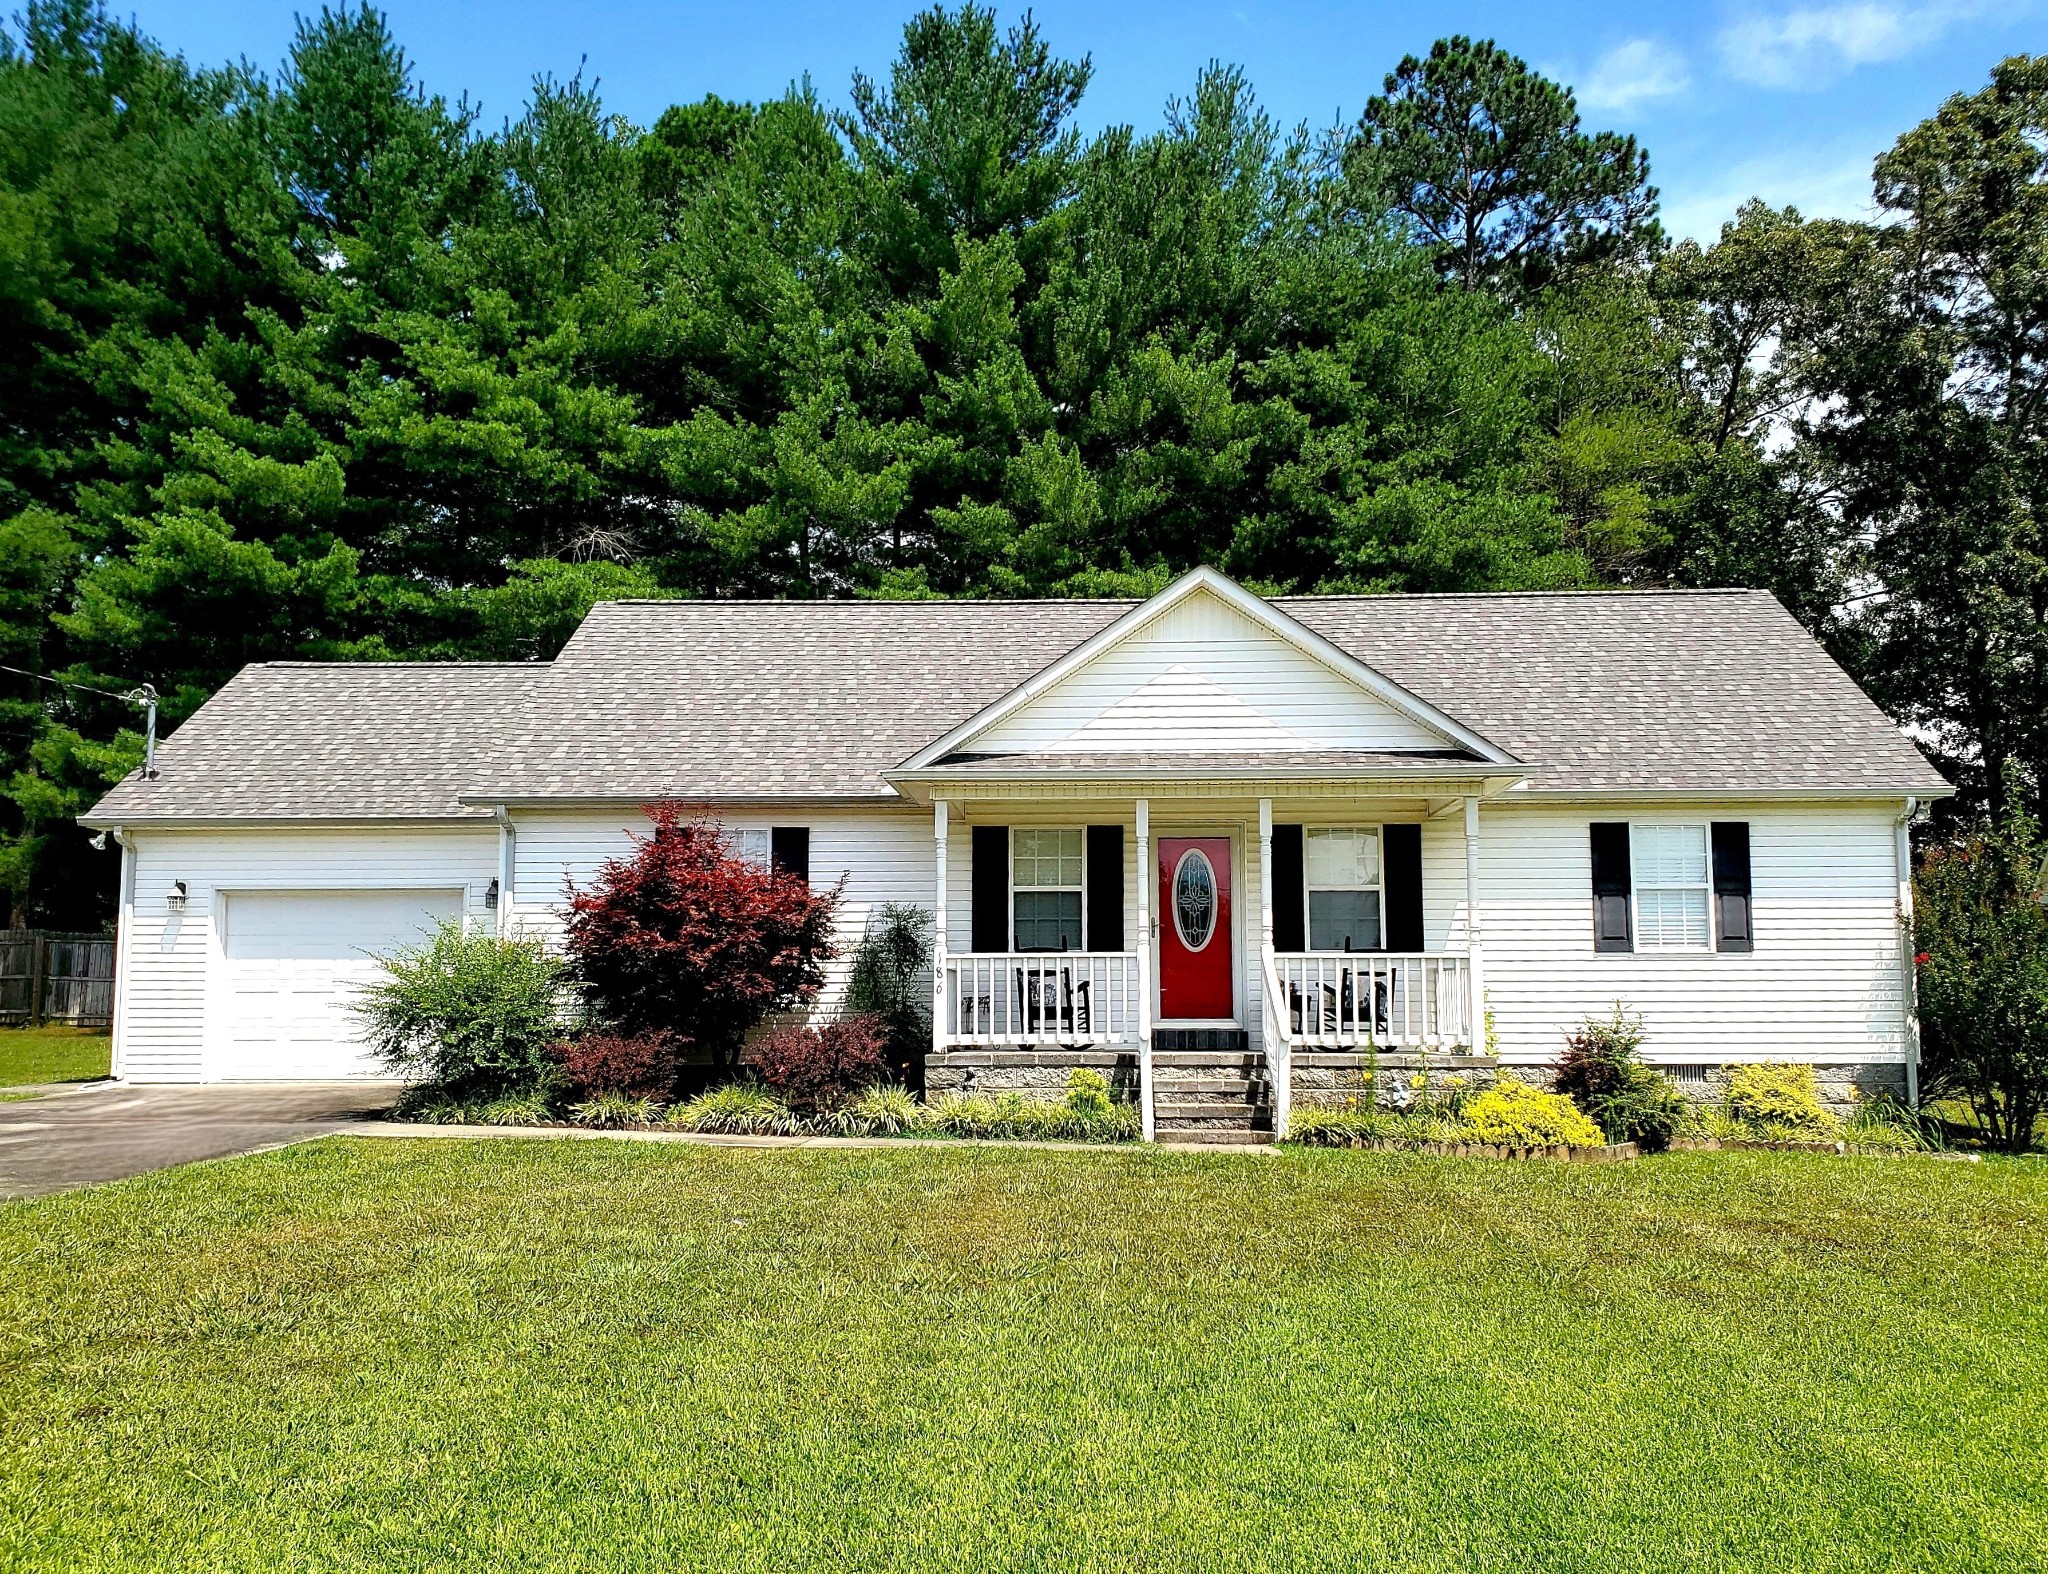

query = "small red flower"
[[1913, 951, 1931, 966]]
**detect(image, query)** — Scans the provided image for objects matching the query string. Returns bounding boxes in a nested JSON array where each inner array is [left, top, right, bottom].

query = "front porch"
[[903, 775, 1510, 1142]]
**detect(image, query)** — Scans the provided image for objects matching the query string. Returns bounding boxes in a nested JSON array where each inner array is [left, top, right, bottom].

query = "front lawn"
[[0, 1025, 110, 1086], [2, 1142, 2043, 1572]]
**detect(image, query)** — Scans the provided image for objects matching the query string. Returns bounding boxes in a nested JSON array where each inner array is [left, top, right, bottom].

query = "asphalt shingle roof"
[[86, 586, 1949, 823], [87, 663, 542, 822]]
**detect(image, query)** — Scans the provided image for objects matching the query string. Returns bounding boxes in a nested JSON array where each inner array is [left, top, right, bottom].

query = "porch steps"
[[1152, 1051, 1273, 1144]]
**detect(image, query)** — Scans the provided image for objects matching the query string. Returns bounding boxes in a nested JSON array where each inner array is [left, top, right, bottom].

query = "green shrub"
[[571, 1092, 661, 1128], [1725, 1064, 1837, 1135], [1913, 783, 2048, 1152], [353, 919, 568, 1101], [844, 904, 934, 1089], [1064, 1066, 1114, 1117], [1461, 1076, 1606, 1148], [665, 1082, 798, 1135], [1553, 1007, 1689, 1151]]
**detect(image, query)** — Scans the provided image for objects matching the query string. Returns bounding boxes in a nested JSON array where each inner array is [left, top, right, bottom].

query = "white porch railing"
[[941, 952, 1142, 1047], [1268, 952, 1472, 1050]]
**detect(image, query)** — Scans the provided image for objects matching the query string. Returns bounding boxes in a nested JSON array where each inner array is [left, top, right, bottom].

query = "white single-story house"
[[84, 567, 1950, 1139]]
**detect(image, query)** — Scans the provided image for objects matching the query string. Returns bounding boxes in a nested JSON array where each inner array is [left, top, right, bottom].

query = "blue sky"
[[117, 0, 2042, 240]]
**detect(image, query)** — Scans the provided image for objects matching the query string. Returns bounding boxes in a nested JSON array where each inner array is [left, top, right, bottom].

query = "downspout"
[[109, 827, 136, 1082], [1894, 798, 1922, 1108], [493, 806, 516, 937]]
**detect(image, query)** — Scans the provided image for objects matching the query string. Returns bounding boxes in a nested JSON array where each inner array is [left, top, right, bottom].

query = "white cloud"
[[1718, 1, 1994, 89], [1578, 39, 1692, 112], [1657, 145, 1882, 243]]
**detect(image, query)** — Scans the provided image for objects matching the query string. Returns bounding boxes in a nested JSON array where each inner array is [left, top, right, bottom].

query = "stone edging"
[[1289, 1138, 1639, 1162]]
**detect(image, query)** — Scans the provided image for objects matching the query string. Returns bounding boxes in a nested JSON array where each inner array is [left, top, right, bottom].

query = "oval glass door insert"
[[1172, 848, 1217, 952]]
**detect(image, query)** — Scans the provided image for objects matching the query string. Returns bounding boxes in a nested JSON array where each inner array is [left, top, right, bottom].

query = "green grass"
[[3, 1141, 2044, 1572], [0, 1024, 109, 1086]]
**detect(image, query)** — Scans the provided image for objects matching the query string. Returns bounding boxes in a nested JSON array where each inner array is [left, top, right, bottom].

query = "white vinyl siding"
[[112, 825, 498, 1084], [512, 807, 933, 1019], [971, 589, 1453, 754], [1472, 802, 1909, 1067]]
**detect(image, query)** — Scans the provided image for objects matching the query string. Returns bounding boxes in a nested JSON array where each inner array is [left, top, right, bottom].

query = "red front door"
[[1158, 836, 1233, 1020]]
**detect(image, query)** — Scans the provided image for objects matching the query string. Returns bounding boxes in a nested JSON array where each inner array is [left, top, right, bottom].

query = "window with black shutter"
[[1383, 823, 1424, 952], [1271, 825, 1304, 951], [1711, 822, 1754, 952], [970, 825, 1010, 952], [770, 827, 810, 884], [1085, 825, 1123, 951], [1590, 822, 1634, 953]]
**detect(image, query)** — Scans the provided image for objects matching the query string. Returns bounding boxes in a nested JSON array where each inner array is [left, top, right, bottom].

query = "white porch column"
[[933, 798, 950, 1063], [1463, 795, 1487, 1054], [1259, 797, 1287, 1138], [1135, 798, 1154, 1141]]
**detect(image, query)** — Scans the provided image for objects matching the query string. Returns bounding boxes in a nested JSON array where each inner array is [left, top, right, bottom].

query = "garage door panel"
[[213, 889, 463, 1080]]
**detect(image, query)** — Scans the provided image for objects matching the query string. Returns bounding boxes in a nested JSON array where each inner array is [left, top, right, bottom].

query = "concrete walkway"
[[0, 1081, 400, 1199]]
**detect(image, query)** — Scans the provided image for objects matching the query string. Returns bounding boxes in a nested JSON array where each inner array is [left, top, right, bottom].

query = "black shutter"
[[1271, 825, 1305, 952], [770, 826, 810, 884], [1712, 821, 1754, 953], [970, 825, 1009, 952], [1085, 825, 1123, 952], [1382, 824, 1423, 952], [1590, 822, 1634, 953]]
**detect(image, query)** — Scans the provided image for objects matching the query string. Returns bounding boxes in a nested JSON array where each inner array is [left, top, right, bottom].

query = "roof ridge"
[[249, 660, 549, 669]]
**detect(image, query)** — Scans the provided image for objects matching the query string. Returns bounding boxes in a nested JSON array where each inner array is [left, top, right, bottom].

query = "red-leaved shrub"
[[564, 805, 841, 1064], [744, 1014, 887, 1115], [555, 1030, 683, 1099]]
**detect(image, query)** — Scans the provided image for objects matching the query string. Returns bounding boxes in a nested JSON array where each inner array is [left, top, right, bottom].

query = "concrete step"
[[1151, 1051, 1263, 1070], [1149, 1077, 1259, 1097], [1157, 1127, 1276, 1146], [1155, 1097, 1261, 1116], [1156, 1112, 1269, 1134]]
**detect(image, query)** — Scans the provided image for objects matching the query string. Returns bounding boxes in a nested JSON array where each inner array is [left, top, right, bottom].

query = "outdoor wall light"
[[485, 878, 500, 910], [166, 880, 188, 912]]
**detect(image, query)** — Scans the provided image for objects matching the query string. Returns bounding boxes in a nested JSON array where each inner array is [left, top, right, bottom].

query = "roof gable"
[[903, 568, 1515, 767]]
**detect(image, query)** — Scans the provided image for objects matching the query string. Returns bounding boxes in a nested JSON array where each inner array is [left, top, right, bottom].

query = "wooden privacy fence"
[[0, 930, 115, 1028]]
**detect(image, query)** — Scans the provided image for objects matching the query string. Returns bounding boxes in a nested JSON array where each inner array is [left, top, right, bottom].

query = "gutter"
[[1895, 797, 1923, 1107]]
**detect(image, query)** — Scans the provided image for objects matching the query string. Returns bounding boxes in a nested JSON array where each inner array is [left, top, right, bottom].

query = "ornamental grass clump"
[[1461, 1076, 1606, 1149], [831, 1083, 921, 1136], [665, 1082, 798, 1135], [570, 1091, 661, 1129]]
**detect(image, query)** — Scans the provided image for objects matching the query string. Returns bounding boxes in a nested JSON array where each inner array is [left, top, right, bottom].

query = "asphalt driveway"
[[0, 1082, 401, 1199]]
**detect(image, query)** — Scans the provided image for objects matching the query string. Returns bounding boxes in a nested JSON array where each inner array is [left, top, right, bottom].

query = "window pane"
[[731, 828, 771, 868], [1013, 890, 1082, 950], [1633, 824, 1707, 887], [1638, 887, 1709, 949], [1306, 828, 1379, 889], [1309, 889, 1382, 951], [1014, 829, 1082, 889]]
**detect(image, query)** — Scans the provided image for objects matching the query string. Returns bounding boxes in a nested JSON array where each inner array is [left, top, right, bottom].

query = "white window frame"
[[1304, 825, 1384, 953], [1632, 822, 1713, 952], [730, 827, 771, 869], [1010, 827, 1086, 951]]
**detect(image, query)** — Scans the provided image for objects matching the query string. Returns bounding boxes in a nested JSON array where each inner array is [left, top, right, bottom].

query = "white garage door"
[[213, 889, 464, 1080]]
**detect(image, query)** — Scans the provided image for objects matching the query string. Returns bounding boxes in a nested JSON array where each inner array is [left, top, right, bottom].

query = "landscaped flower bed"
[[396, 1068, 1142, 1145]]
